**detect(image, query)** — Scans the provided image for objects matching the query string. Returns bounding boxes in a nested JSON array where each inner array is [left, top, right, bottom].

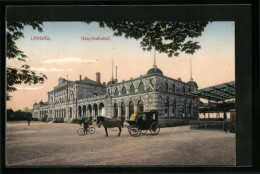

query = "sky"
[[6, 21, 235, 111]]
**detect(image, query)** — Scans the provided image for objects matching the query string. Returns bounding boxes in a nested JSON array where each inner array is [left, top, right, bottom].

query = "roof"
[[107, 79, 116, 85], [199, 100, 235, 112], [76, 78, 105, 87], [187, 80, 198, 88], [186, 81, 235, 102], [52, 78, 105, 92], [147, 67, 163, 75]]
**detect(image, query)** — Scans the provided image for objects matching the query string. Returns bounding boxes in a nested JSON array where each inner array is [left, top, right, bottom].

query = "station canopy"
[[186, 81, 235, 102]]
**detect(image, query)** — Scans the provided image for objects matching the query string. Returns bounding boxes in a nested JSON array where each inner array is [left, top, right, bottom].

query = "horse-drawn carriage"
[[126, 111, 160, 137]]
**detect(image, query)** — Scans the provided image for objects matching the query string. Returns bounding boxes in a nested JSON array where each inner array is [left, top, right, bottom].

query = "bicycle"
[[77, 126, 95, 136]]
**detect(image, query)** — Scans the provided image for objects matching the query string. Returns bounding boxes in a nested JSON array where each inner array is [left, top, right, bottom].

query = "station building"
[[32, 61, 199, 122]]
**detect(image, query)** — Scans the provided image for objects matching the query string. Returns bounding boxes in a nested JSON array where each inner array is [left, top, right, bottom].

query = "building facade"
[[32, 64, 199, 122]]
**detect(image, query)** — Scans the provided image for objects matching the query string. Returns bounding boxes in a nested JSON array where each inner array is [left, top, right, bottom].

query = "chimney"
[[80, 75, 82, 81], [96, 72, 101, 84]]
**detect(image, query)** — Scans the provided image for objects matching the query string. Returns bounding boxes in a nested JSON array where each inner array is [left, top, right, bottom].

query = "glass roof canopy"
[[186, 81, 235, 102]]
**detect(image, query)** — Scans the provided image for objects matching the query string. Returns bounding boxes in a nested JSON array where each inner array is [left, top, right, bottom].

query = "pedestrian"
[[27, 117, 31, 126]]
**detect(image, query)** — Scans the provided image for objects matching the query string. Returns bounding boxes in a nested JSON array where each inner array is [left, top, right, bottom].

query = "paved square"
[[6, 121, 235, 166]]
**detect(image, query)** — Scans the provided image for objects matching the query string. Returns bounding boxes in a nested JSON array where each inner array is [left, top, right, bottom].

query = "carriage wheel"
[[141, 129, 148, 134], [88, 126, 95, 134], [77, 128, 84, 136], [128, 125, 141, 137], [150, 122, 160, 135]]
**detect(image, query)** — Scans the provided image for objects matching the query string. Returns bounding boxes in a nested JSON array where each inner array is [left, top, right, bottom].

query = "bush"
[[71, 118, 80, 124], [47, 118, 53, 122], [53, 118, 64, 123], [41, 115, 48, 122], [32, 118, 39, 121]]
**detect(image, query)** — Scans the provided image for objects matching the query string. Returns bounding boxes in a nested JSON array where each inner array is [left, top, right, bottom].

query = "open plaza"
[[6, 121, 235, 166]]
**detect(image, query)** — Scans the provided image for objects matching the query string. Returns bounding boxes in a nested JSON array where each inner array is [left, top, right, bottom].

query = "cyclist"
[[83, 118, 91, 135]]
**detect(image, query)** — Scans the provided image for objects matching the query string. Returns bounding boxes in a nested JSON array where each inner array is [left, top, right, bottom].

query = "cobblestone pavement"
[[6, 121, 236, 166]]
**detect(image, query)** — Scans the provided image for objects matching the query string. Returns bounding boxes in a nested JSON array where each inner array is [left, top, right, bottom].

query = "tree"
[[7, 108, 14, 121], [23, 107, 31, 112], [6, 22, 47, 100], [12, 109, 32, 120], [96, 21, 208, 57]]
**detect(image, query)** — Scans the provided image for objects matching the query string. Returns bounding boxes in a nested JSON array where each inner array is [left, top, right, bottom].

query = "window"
[[138, 82, 144, 92], [130, 85, 135, 93], [183, 102, 187, 117], [88, 105, 92, 117], [122, 87, 127, 95], [142, 114, 146, 120], [188, 103, 192, 117], [114, 103, 118, 118], [165, 82, 168, 92], [172, 101, 176, 117], [93, 104, 98, 117], [78, 106, 81, 118], [114, 88, 119, 96], [83, 105, 86, 117], [183, 87, 186, 93], [121, 102, 126, 117], [70, 108, 72, 118], [129, 101, 134, 116], [138, 100, 144, 112], [172, 84, 176, 93], [165, 100, 169, 117]]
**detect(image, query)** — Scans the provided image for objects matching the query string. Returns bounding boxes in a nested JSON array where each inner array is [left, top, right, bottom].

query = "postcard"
[[6, 20, 236, 167]]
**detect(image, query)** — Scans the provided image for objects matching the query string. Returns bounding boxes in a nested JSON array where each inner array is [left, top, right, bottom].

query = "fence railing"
[[190, 120, 230, 132]]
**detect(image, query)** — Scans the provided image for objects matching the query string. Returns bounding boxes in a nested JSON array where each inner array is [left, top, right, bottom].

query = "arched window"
[[99, 103, 105, 116], [165, 99, 169, 118], [165, 82, 168, 92], [114, 88, 119, 96], [188, 103, 192, 117], [138, 100, 144, 113], [130, 85, 135, 94], [172, 84, 176, 93], [183, 102, 187, 117], [78, 106, 81, 118], [122, 87, 127, 95], [83, 105, 86, 117], [87, 105, 92, 118], [129, 101, 134, 116], [138, 82, 144, 92], [121, 102, 126, 117], [93, 104, 98, 117], [70, 108, 72, 118], [114, 103, 118, 118], [183, 87, 186, 93], [172, 101, 176, 117]]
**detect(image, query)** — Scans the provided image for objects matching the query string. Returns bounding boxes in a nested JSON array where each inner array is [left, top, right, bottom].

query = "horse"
[[96, 116, 123, 137]]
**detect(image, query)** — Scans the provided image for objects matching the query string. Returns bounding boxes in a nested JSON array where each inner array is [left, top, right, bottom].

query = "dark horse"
[[96, 116, 123, 137]]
